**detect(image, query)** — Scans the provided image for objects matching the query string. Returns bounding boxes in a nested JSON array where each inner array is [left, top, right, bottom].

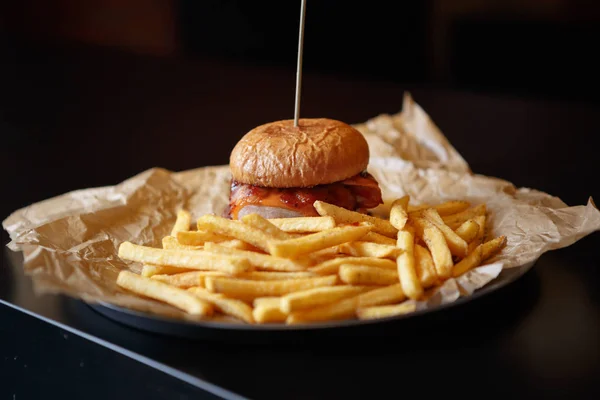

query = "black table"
[[2, 38, 599, 400]]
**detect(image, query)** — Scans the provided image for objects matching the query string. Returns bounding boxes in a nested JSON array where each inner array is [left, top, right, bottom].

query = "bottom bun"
[[237, 205, 305, 219]]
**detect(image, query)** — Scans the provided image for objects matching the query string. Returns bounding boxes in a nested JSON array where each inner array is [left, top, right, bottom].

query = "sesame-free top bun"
[[230, 118, 370, 188]]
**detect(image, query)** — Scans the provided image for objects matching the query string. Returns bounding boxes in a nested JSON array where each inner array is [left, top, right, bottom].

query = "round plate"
[[89, 261, 536, 342]]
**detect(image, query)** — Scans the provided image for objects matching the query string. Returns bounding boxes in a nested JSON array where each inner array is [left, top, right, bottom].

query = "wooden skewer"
[[294, 0, 307, 127]]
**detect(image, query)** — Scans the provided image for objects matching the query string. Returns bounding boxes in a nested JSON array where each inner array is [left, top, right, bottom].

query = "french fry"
[[420, 225, 453, 279], [118, 242, 251, 275], [188, 287, 254, 323], [205, 275, 338, 301], [253, 297, 280, 308], [141, 264, 191, 277], [287, 284, 405, 324], [363, 231, 397, 246], [171, 210, 191, 236], [396, 230, 423, 300], [357, 301, 417, 320], [267, 225, 371, 258], [295, 246, 343, 266], [442, 204, 486, 228], [414, 244, 438, 288], [452, 236, 507, 276], [309, 257, 397, 275], [177, 230, 229, 246], [452, 246, 483, 277], [287, 296, 359, 324], [280, 285, 368, 313], [116, 271, 213, 316], [357, 283, 405, 307], [339, 265, 399, 286], [236, 271, 316, 280], [241, 213, 295, 240], [216, 239, 257, 251], [409, 201, 470, 217], [407, 203, 431, 213], [339, 241, 401, 259], [196, 214, 276, 253], [414, 209, 468, 258], [389, 195, 409, 230], [151, 270, 226, 288], [253, 297, 287, 323], [267, 216, 336, 233], [455, 219, 480, 243], [468, 215, 487, 253], [313, 200, 398, 237], [204, 242, 306, 272], [481, 235, 507, 261], [162, 236, 202, 250]]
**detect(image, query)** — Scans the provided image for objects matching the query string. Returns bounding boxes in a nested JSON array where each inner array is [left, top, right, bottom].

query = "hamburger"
[[227, 118, 383, 219]]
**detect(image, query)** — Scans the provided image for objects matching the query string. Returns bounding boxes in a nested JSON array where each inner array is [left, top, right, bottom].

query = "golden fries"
[[362, 231, 397, 246], [267, 225, 371, 258], [117, 271, 213, 316], [419, 225, 454, 279], [115, 196, 507, 325], [162, 235, 202, 250], [177, 230, 229, 246], [188, 287, 254, 323], [414, 245, 438, 288], [197, 214, 276, 253], [414, 209, 468, 258], [389, 195, 409, 230], [452, 246, 483, 277], [455, 219, 480, 243], [396, 230, 423, 300], [241, 213, 294, 240], [309, 257, 396, 275], [452, 236, 506, 276], [442, 204, 486, 229], [287, 296, 359, 324], [118, 242, 250, 274], [253, 297, 288, 323], [204, 242, 306, 272], [358, 283, 406, 307], [205, 275, 338, 301], [409, 201, 470, 216], [339, 265, 399, 286], [216, 239, 257, 251], [236, 271, 316, 280], [313, 200, 398, 237], [339, 241, 401, 259], [468, 215, 487, 253], [357, 302, 417, 320], [267, 216, 335, 233], [141, 264, 191, 277], [171, 210, 191, 236], [151, 270, 226, 288], [280, 285, 368, 313], [287, 284, 405, 324]]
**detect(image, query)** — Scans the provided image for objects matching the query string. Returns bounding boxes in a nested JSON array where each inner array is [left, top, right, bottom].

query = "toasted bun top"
[[230, 118, 369, 188]]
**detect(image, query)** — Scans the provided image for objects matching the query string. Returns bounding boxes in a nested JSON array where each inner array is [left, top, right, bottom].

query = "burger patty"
[[227, 172, 383, 219]]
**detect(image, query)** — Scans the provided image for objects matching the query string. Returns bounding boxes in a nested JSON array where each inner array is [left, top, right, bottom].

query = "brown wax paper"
[[3, 92, 600, 321]]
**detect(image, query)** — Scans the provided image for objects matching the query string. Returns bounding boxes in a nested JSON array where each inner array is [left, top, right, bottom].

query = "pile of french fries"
[[116, 197, 507, 325]]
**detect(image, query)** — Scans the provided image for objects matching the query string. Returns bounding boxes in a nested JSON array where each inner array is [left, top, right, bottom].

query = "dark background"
[[3, 0, 600, 101]]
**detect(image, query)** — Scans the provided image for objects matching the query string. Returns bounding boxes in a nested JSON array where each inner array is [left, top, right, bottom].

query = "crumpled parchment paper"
[[3, 92, 599, 321]]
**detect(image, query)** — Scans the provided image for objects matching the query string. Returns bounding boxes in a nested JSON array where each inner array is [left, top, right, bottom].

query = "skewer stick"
[[294, 0, 307, 127]]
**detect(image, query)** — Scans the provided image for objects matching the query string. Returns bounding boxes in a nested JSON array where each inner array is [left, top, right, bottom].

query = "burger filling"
[[227, 171, 383, 219]]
